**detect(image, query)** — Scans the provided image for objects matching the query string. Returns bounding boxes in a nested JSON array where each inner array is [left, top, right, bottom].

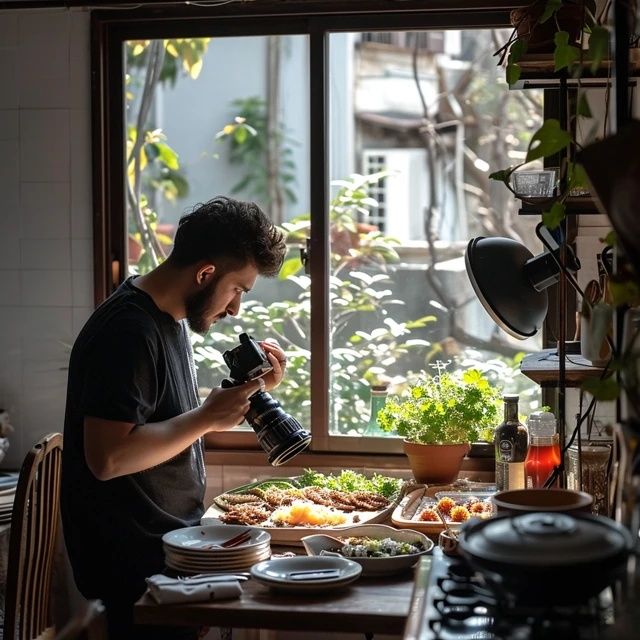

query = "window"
[[94, 6, 543, 456]]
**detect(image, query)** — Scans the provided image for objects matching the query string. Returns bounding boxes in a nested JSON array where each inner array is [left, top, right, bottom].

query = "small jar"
[[525, 411, 561, 488]]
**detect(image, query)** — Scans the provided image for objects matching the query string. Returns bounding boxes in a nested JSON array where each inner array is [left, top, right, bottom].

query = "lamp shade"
[[465, 237, 549, 340]]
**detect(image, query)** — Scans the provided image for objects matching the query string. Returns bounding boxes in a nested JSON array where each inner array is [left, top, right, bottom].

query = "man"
[[61, 197, 288, 639]]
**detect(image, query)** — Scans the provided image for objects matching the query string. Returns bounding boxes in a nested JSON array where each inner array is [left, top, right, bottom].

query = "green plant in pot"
[[377, 368, 502, 484]]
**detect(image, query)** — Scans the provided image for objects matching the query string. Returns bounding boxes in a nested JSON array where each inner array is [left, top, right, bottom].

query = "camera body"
[[223, 333, 273, 383], [222, 333, 311, 466]]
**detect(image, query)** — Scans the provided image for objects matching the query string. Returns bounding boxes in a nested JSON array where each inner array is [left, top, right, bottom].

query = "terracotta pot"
[[511, 0, 585, 53], [402, 441, 470, 484]]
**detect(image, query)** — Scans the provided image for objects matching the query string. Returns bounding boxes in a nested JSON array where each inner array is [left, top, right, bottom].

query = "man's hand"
[[259, 339, 288, 391], [201, 377, 266, 431]]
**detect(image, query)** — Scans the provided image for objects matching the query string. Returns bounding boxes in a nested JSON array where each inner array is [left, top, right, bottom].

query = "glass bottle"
[[525, 411, 561, 488], [494, 395, 529, 491], [364, 385, 388, 436]]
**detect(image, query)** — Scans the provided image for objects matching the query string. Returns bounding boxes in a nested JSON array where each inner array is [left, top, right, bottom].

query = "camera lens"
[[246, 391, 311, 466]]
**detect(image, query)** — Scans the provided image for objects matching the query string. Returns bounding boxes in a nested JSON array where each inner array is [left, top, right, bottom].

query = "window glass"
[[327, 29, 543, 436], [124, 35, 312, 428]]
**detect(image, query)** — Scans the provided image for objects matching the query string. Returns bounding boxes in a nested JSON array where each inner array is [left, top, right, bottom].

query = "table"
[[135, 569, 418, 637]]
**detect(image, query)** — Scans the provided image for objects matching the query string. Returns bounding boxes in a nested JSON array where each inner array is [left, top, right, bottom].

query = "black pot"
[[459, 511, 634, 605]]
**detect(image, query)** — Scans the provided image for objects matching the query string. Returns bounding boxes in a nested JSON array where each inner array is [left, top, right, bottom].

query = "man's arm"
[[84, 378, 264, 480]]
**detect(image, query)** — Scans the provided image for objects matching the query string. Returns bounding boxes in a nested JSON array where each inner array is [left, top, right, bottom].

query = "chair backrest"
[[3, 433, 63, 640], [53, 601, 107, 640]]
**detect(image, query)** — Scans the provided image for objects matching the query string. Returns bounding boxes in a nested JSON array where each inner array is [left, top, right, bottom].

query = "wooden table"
[[135, 569, 418, 636]]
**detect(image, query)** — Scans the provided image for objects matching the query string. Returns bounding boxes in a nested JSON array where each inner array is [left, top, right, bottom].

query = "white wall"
[[0, 7, 93, 469]]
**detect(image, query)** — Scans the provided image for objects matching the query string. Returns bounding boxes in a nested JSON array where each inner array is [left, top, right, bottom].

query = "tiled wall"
[[0, 7, 93, 469]]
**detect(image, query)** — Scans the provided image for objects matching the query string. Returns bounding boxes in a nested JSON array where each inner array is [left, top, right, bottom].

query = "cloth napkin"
[[146, 574, 243, 605]]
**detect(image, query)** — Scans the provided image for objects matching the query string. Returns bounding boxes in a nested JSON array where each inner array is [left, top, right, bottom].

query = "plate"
[[392, 488, 494, 535], [251, 556, 362, 593], [301, 524, 433, 576], [163, 524, 270, 552], [202, 476, 403, 545]]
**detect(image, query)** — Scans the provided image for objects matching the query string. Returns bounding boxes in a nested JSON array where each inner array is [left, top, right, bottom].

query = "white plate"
[[251, 556, 362, 593], [162, 540, 270, 559], [166, 548, 271, 572], [301, 524, 433, 576], [163, 525, 270, 552]]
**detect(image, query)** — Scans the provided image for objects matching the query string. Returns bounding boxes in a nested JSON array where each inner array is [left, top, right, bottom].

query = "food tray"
[[391, 487, 495, 536], [202, 476, 404, 546]]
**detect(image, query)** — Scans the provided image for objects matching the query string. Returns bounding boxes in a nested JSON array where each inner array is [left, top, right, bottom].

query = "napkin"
[[146, 574, 243, 605]]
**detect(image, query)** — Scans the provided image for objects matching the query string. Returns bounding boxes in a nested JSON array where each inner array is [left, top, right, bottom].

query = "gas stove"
[[406, 549, 615, 640]]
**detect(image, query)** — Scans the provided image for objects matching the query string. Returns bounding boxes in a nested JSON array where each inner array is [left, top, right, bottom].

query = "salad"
[[337, 536, 425, 558]]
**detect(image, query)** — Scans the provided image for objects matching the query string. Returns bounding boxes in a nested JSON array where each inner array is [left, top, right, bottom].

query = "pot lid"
[[461, 512, 631, 566]]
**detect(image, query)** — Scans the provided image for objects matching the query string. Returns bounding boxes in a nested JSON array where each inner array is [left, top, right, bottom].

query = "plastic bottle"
[[525, 411, 561, 488], [494, 395, 529, 491]]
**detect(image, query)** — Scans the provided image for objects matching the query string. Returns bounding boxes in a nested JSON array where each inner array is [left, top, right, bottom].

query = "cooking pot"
[[459, 511, 634, 605]]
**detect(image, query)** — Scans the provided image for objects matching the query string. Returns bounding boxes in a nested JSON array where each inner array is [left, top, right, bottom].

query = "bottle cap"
[[527, 411, 557, 437], [503, 394, 519, 402]]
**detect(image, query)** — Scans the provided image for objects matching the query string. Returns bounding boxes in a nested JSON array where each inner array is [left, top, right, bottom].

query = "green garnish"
[[296, 469, 403, 499]]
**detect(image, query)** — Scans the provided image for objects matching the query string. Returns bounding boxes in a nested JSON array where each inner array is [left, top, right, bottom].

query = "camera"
[[222, 333, 311, 466]]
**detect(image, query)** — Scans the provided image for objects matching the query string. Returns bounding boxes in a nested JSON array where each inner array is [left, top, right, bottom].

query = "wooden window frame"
[[91, 3, 518, 459]]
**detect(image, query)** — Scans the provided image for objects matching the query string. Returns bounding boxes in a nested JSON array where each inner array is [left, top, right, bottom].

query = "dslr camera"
[[222, 333, 311, 466]]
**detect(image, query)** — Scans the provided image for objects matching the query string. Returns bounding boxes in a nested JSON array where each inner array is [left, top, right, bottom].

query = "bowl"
[[492, 489, 593, 515], [438, 530, 460, 557], [301, 524, 433, 576]]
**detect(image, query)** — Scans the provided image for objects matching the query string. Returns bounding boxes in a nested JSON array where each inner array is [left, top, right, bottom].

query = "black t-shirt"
[[61, 277, 205, 602]]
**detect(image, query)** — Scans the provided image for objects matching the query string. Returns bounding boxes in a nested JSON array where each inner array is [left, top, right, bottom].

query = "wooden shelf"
[[520, 349, 605, 387], [518, 196, 599, 216]]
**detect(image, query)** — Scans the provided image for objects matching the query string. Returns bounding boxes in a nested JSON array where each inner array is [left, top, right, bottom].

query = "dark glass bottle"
[[494, 394, 529, 491]]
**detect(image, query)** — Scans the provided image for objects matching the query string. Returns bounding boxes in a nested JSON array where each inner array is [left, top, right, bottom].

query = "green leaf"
[[526, 119, 571, 162], [569, 162, 590, 192], [577, 93, 592, 118], [234, 126, 248, 144], [509, 38, 527, 62], [602, 230, 616, 246], [588, 25, 609, 74], [489, 169, 514, 184], [554, 31, 580, 71], [506, 63, 521, 85], [582, 376, 619, 401], [155, 142, 180, 170], [278, 256, 302, 280], [542, 201, 566, 230], [540, 0, 562, 23]]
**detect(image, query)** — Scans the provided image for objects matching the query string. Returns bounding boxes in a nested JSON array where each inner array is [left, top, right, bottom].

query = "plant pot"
[[511, 0, 585, 53], [402, 441, 470, 484]]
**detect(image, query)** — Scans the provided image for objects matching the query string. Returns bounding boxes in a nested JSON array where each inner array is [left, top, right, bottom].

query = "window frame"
[[92, 3, 521, 456]]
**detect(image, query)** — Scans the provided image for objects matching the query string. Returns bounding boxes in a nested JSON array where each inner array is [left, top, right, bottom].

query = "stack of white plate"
[[0, 474, 19, 525], [162, 524, 271, 574]]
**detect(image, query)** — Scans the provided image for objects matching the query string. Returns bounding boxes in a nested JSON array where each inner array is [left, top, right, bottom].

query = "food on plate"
[[213, 470, 404, 528], [417, 508, 439, 522], [271, 501, 348, 527], [336, 536, 426, 558], [449, 505, 471, 522], [436, 496, 456, 515]]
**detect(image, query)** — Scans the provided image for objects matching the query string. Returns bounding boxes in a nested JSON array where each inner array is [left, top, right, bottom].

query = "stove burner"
[[415, 549, 613, 640]]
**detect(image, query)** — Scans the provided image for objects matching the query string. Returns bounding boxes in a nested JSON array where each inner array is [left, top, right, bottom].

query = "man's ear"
[[196, 264, 215, 285]]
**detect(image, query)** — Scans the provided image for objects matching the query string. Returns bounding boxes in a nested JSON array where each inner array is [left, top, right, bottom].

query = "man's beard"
[[185, 274, 223, 335]]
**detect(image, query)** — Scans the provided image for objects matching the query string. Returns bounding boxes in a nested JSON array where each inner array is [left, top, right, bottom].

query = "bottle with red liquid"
[[525, 411, 561, 488]]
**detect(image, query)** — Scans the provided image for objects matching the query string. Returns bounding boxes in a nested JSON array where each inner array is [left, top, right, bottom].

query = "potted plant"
[[377, 368, 502, 484]]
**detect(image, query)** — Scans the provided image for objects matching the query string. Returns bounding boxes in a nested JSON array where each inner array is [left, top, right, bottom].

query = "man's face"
[[185, 262, 259, 335]]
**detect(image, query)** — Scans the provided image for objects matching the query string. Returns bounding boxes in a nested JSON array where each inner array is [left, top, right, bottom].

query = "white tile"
[[19, 75, 71, 109], [18, 9, 70, 53], [0, 270, 21, 305], [0, 140, 19, 188], [71, 269, 93, 307], [21, 269, 72, 306], [69, 11, 90, 110], [20, 367, 68, 440], [70, 184, 92, 239], [20, 238, 71, 270], [0, 13, 19, 48], [0, 306, 22, 344], [0, 49, 18, 109], [21, 335, 70, 364], [0, 239, 20, 270], [19, 110, 70, 182], [72, 306, 92, 337], [19, 306, 72, 339], [0, 110, 18, 141], [71, 237, 92, 270], [20, 182, 70, 238]]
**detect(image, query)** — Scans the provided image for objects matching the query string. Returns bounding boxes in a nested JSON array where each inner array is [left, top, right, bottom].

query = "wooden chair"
[[53, 601, 107, 640], [3, 433, 63, 640]]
